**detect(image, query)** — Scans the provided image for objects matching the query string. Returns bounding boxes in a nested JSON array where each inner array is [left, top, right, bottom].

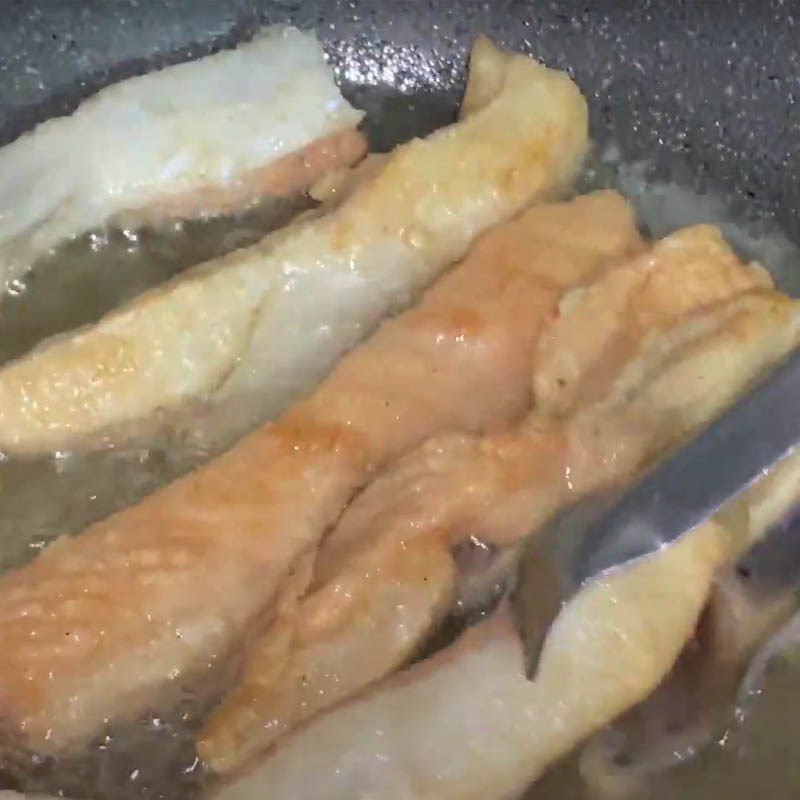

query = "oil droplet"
[[401, 225, 430, 250], [7, 277, 27, 297]]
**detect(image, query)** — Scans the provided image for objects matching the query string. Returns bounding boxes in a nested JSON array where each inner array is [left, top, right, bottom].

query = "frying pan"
[[0, 0, 799, 798]]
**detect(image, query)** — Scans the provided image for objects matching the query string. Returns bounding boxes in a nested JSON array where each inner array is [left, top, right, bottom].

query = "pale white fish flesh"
[[0, 35, 588, 454], [214, 519, 732, 800], [0, 26, 366, 286]]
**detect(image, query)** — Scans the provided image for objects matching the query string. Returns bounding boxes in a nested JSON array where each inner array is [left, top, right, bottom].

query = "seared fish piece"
[[0, 191, 639, 752], [215, 524, 732, 800], [200, 225, 788, 773], [316, 226, 776, 572], [0, 36, 588, 454], [0, 26, 366, 287], [215, 289, 800, 800], [190, 192, 643, 772]]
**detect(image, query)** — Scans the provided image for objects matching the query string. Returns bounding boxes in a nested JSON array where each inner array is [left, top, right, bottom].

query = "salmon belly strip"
[[315, 226, 781, 574], [0, 26, 366, 287], [0, 192, 641, 751], [213, 236, 800, 798], [214, 523, 733, 800], [199, 224, 799, 773], [195, 189, 641, 771], [0, 36, 589, 455]]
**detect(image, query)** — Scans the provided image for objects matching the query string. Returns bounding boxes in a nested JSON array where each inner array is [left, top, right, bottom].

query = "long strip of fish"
[[215, 525, 730, 800], [0, 190, 637, 752], [215, 295, 800, 800], [0, 26, 366, 288], [199, 226, 788, 772], [0, 36, 588, 454], [315, 226, 778, 573], [190, 192, 642, 772]]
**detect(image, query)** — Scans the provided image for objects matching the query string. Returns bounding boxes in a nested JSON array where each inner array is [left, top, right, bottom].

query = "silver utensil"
[[513, 346, 800, 680]]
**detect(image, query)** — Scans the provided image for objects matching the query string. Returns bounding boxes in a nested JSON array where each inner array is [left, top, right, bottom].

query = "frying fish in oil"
[[0, 57, 597, 750], [215, 276, 800, 800], [0, 26, 365, 290], [0, 187, 636, 757], [0, 36, 586, 455], [0, 29, 799, 800], [201, 225, 797, 774]]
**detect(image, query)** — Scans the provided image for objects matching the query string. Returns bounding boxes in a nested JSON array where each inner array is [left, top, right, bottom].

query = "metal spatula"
[[513, 346, 800, 680]]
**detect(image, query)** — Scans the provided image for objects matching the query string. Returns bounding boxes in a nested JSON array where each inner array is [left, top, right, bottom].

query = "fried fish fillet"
[[198, 225, 793, 773], [214, 528, 730, 800], [0, 191, 639, 752], [214, 279, 800, 800], [0, 36, 588, 454], [0, 26, 366, 287]]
